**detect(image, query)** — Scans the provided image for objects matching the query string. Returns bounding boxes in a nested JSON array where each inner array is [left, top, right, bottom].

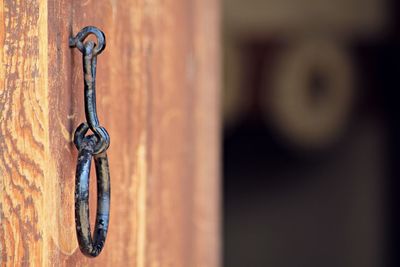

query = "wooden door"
[[0, 0, 220, 266]]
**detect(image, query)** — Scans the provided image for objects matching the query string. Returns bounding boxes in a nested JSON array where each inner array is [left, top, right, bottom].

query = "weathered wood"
[[1, 0, 220, 266], [0, 0, 49, 265]]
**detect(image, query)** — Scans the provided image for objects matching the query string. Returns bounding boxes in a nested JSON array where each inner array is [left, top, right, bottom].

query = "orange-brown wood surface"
[[0, 0, 220, 266]]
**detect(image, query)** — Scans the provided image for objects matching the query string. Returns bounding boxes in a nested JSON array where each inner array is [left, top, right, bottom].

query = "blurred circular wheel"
[[264, 39, 355, 150]]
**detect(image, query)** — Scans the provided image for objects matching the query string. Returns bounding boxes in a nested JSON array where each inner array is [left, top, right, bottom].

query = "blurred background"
[[222, 0, 400, 266]]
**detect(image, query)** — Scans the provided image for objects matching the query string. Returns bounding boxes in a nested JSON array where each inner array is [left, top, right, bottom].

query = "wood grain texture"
[[1, 0, 220, 266], [0, 0, 50, 265]]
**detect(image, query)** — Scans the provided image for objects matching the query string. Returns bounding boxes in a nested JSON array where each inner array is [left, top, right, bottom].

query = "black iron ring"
[[75, 134, 110, 257]]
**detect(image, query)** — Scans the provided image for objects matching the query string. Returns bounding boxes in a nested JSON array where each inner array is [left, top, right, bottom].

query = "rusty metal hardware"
[[70, 26, 110, 258]]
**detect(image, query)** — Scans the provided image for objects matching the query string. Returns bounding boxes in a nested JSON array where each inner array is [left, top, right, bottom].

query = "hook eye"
[[69, 26, 106, 56]]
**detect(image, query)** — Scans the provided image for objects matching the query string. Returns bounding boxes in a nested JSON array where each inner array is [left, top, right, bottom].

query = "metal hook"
[[70, 26, 110, 155], [70, 26, 111, 258]]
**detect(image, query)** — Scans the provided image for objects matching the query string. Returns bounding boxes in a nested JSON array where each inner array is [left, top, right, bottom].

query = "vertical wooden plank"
[[1, 0, 220, 265], [191, 0, 221, 265], [0, 0, 50, 265]]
